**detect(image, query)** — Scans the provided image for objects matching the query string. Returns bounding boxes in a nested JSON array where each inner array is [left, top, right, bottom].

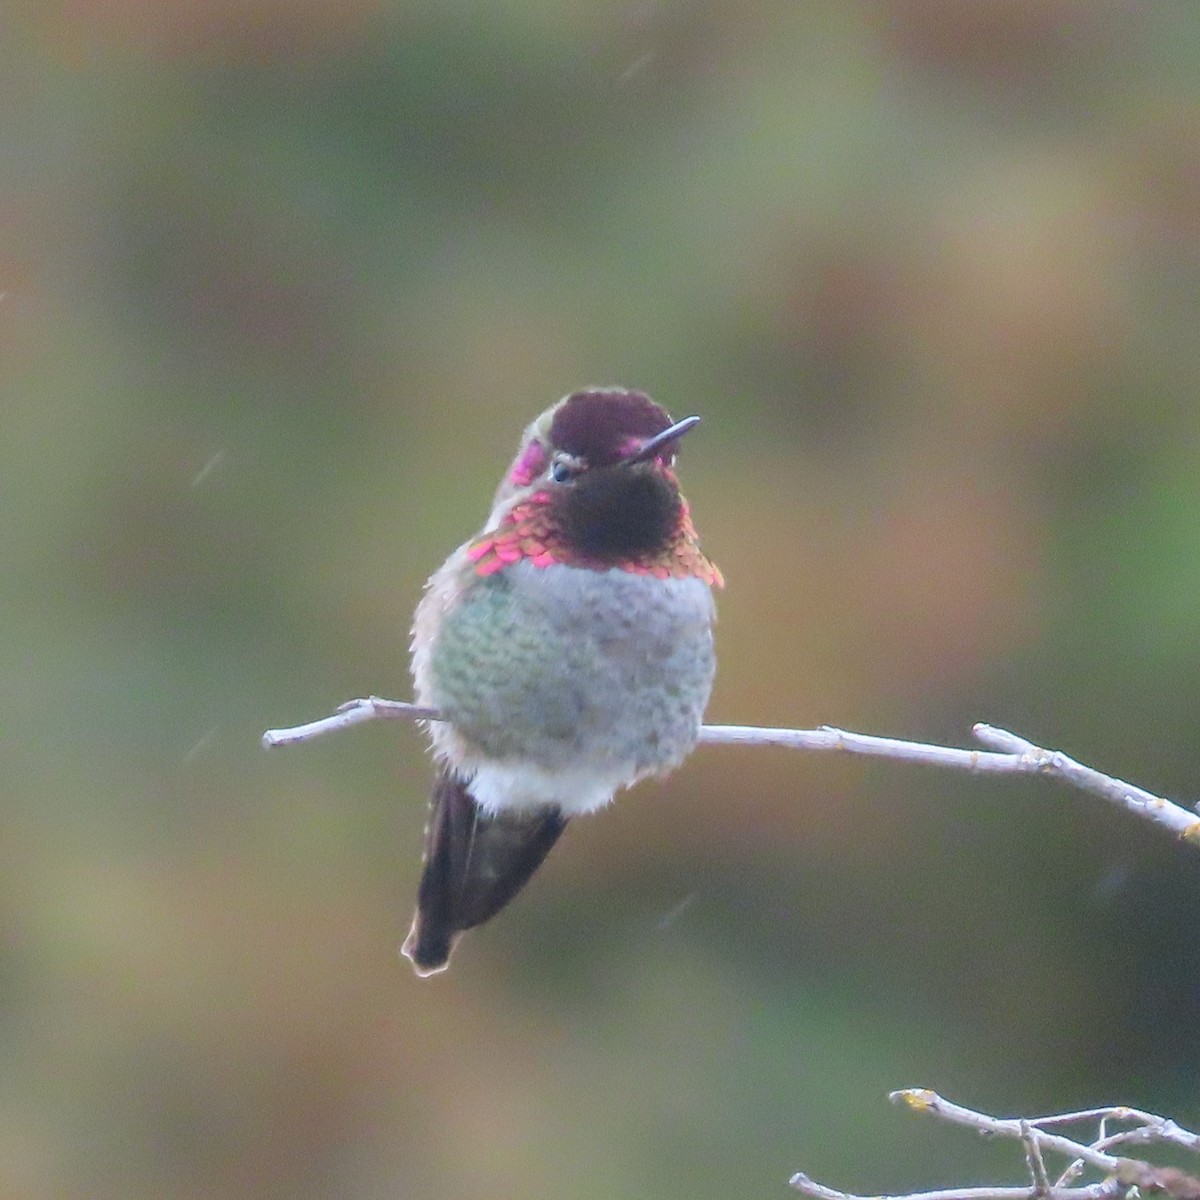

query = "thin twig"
[[1086, 1122, 1200, 1157], [1028, 1108, 1152, 1130], [261, 698, 1200, 847], [1053, 1161, 1084, 1190], [261, 697, 437, 748], [1023, 1120, 1052, 1197]]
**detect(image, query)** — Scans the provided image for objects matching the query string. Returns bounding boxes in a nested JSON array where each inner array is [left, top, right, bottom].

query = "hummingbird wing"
[[401, 768, 568, 976]]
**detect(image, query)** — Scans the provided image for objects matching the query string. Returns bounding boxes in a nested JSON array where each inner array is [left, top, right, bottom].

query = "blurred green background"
[[6, 1, 1200, 1196]]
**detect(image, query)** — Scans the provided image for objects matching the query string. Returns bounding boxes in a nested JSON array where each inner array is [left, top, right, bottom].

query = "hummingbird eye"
[[549, 457, 580, 484]]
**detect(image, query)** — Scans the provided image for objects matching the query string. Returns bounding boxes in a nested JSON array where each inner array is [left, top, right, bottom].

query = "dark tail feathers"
[[402, 769, 567, 976]]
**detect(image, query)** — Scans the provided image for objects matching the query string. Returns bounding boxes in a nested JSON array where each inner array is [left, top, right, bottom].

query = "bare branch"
[[890, 1090, 1122, 1173], [893, 1092, 1200, 1156], [788, 1175, 1121, 1200], [1031, 1106, 1200, 1186], [791, 1091, 1200, 1200], [261, 698, 1200, 848]]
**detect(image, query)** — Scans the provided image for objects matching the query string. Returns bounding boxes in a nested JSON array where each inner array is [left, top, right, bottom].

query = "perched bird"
[[404, 387, 722, 975]]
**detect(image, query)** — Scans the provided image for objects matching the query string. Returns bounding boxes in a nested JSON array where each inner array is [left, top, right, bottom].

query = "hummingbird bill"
[[403, 388, 722, 975]]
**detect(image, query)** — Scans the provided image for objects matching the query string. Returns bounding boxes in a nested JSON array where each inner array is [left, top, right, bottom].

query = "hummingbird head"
[[489, 388, 700, 564]]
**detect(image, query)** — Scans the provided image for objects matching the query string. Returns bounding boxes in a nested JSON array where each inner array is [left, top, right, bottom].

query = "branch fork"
[[790, 1090, 1200, 1200]]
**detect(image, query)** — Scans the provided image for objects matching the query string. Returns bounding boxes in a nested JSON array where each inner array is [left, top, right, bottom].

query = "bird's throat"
[[466, 472, 722, 585], [554, 465, 680, 562]]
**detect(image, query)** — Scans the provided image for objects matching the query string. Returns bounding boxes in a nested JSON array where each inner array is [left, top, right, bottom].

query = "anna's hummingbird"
[[403, 387, 722, 976]]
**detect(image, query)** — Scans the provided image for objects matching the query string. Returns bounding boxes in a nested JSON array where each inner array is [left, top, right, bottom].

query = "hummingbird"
[[403, 387, 722, 976]]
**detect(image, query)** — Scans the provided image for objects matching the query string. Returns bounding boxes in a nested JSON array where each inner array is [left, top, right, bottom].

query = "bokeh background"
[[6, 1, 1200, 1196]]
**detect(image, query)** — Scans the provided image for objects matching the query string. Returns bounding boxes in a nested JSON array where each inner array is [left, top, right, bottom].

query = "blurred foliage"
[[5, 1, 1200, 1197]]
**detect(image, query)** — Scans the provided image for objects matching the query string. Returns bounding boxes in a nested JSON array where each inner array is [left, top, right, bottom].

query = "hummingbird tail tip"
[[403, 769, 571, 978], [401, 923, 454, 978]]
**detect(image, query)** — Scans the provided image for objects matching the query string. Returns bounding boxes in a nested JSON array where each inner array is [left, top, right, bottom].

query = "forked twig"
[[789, 1090, 1200, 1200]]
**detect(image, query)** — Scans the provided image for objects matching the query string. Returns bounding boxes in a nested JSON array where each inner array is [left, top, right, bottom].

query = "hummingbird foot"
[[401, 768, 568, 976]]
